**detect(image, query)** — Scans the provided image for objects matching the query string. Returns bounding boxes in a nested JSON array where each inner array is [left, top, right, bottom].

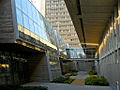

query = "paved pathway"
[[70, 71, 89, 79], [23, 82, 112, 90], [71, 79, 85, 86], [22, 71, 112, 90]]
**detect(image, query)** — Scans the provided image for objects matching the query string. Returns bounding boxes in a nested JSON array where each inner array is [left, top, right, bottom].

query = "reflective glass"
[[34, 23, 38, 34], [16, 8, 23, 26], [15, 0, 22, 9], [23, 14, 29, 29], [15, 0, 51, 43], [27, 1, 33, 18], [21, 0, 27, 14], [29, 18, 34, 32]]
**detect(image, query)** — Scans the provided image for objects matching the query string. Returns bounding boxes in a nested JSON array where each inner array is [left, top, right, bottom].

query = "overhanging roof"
[[64, 0, 117, 48]]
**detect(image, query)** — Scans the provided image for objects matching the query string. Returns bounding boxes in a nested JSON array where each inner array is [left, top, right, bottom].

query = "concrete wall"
[[62, 61, 76, 72], [97, 2, 120, 89], [0, 0, 16, 43], [77, 61, 95, 71], [28, 53, 51, 82]]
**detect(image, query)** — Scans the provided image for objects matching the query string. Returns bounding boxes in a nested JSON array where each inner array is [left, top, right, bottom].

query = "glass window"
[[23, 14, 29, 29], [38, 26, 41, 37], [29, 19, 34, 32], [34, 23, 38, 35], [27, 1, 33, 18], [15, 0, 22, 9], [16, 8, 23, 26], [21, 0, 27, 14], [31, 6, 36, 20]]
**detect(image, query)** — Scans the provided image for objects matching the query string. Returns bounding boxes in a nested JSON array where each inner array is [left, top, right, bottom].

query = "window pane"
[[21, 0, 27, 14], [29, 19, 34, 32], [23, 14, 29, 29], [27, 1, 33, 18], [16, 8, 23, 26], [15, 0, 22, 9]]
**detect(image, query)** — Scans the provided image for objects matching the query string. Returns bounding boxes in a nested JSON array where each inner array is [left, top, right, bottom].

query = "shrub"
[[89, 70, 97, 75], [53, 77, 74, 84], [64, 78, 75, 84], [85, 76, 109, 86], [72, 73, 78, 76], [53, 77, 69, 83]]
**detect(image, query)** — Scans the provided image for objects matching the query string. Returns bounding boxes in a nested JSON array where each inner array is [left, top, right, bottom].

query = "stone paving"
[[22, 71, 113, 90], [71, 79, 85, 86], [70, 71, 89, 79], [23, 82, 112, 90]]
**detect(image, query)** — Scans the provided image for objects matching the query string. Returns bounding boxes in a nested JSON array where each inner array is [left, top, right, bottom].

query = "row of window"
[[15, 0, 49, 41]]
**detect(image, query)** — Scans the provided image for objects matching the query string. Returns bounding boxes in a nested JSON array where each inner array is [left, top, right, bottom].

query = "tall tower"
[[45, 0, 81, 48]]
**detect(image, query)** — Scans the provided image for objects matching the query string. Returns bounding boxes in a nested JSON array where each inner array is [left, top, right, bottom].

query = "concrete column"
[[28, 52, 50, 82]]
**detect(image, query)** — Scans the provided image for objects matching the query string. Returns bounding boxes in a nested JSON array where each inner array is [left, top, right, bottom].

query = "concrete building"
[[64, 0, 120, 89], [45, 0, 81, 48], [0, 0, 67, 85]]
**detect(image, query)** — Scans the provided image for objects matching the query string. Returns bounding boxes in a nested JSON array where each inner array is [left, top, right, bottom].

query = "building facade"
[[95, 2, 120, 89], [45, 0, 81, 48], [0, 0, 67, 85]]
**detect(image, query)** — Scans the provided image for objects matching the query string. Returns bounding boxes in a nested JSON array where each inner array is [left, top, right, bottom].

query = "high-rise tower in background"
[[30, 0, 81, 48], [45, 0, 81, 48]]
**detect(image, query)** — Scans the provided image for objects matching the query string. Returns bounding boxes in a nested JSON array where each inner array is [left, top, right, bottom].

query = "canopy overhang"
[[64, 0, 117, 48]]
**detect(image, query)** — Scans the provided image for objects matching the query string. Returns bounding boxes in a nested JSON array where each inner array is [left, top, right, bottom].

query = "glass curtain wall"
[[66, 48, 85, 58], [15, 0, 54, 46]]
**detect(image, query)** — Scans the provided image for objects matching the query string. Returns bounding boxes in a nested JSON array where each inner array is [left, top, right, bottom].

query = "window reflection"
[[15, 0, 49, 42]]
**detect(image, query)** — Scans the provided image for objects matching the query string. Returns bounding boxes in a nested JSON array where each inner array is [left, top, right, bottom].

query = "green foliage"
[[72, 73, 78, 76], [89, 70, 97, 75], [53, 77, 74, 84], [0, 86, 48, 90], [53, 77, 69, 83], [85, 76, 109, 86], [64, 78, 75, 84]]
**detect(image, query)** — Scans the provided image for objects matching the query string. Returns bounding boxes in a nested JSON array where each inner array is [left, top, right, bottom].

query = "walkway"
[[70, 71, 89, 79], [22, 71, 112, 90], [23, 82, 112, 90]]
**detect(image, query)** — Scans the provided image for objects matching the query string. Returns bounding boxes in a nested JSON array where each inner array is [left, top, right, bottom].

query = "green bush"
[[53, 77, 74, 84], [85, 76, 109, 86], [64, 78, 75, 84], [53, 77, 69, 83], [89, 70, 97, 75], [72, 73, 78, 76]]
